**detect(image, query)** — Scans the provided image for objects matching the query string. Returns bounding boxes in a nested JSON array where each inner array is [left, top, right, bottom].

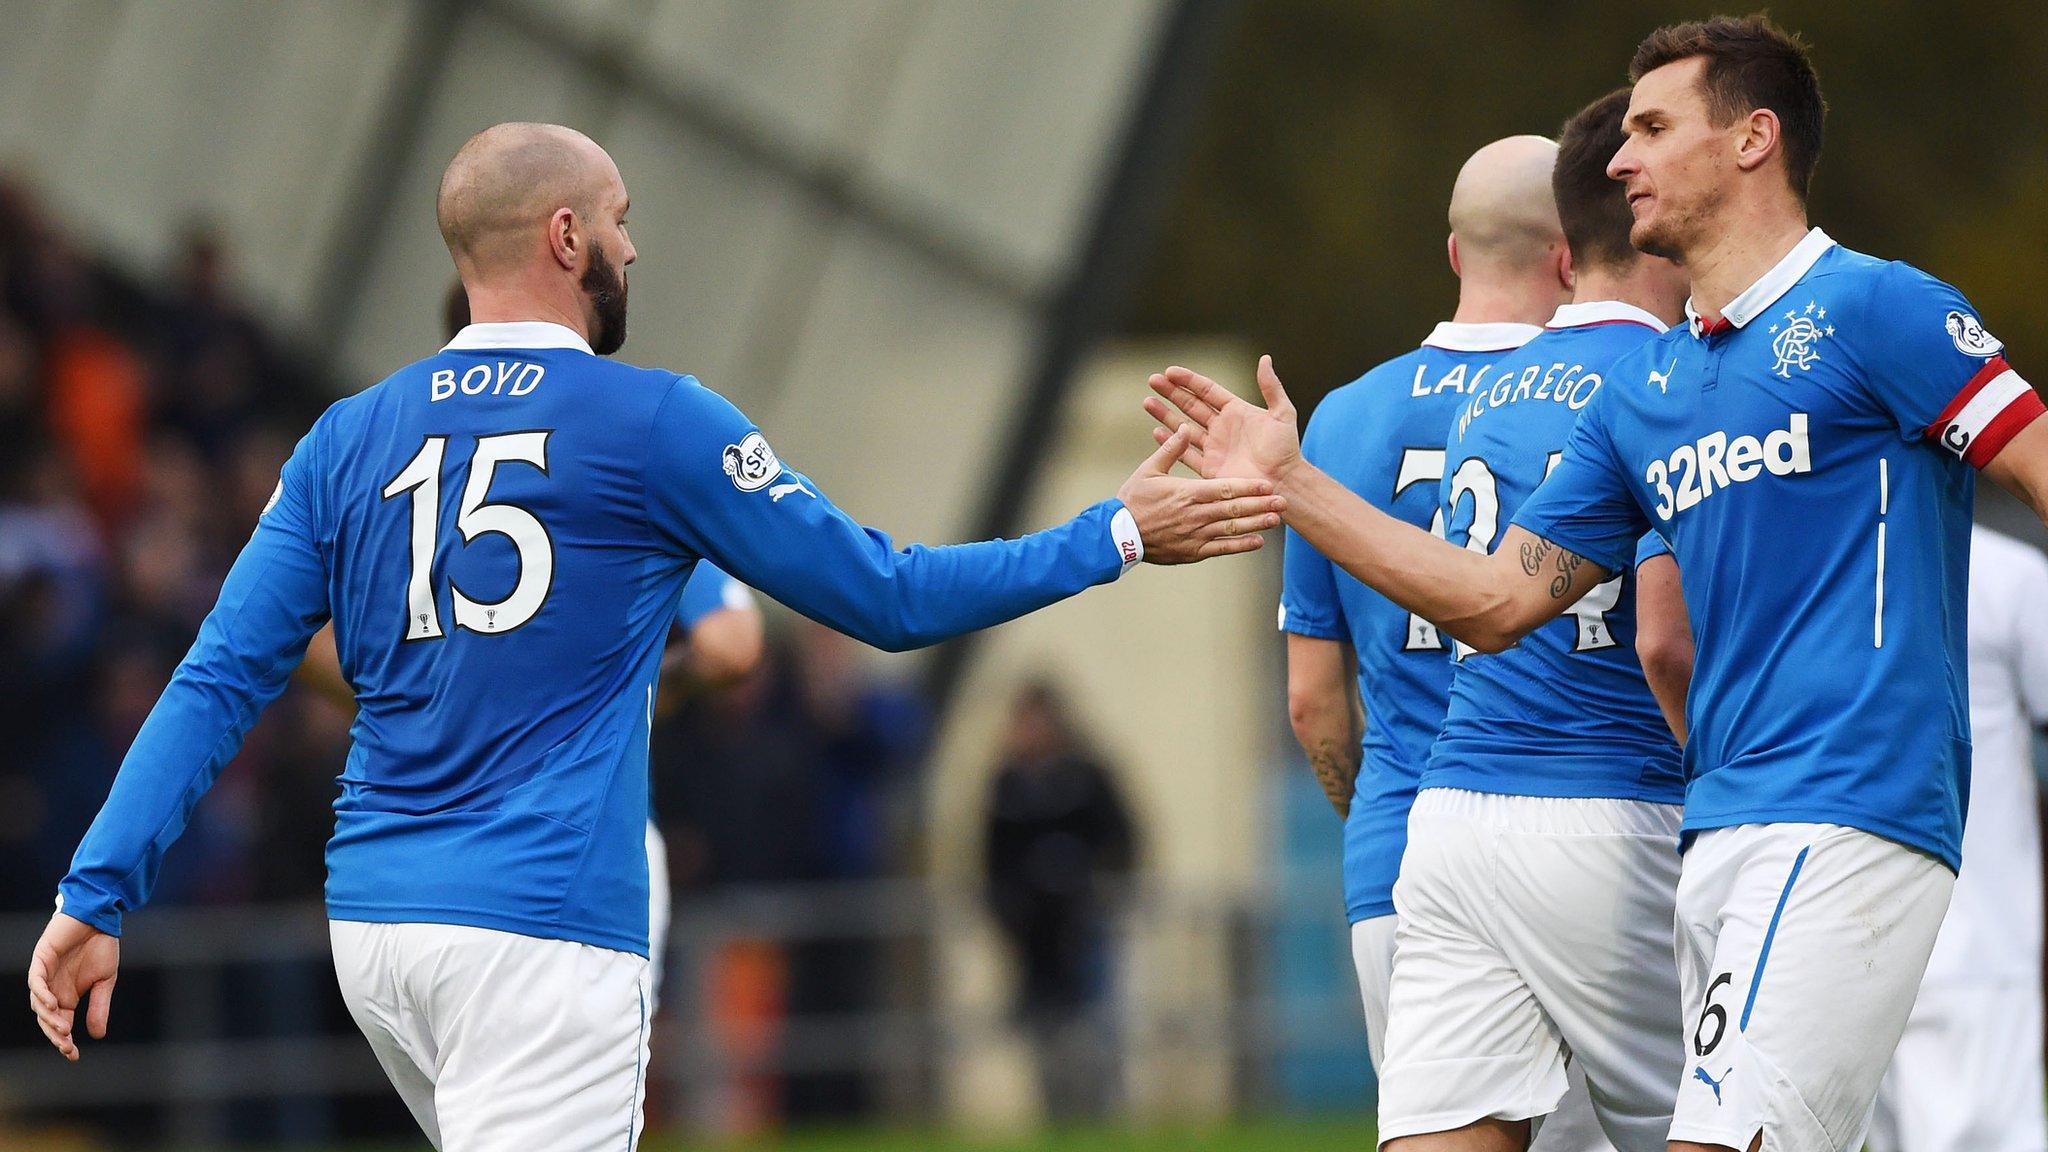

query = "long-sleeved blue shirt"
[[60, 321, 1142, 955]]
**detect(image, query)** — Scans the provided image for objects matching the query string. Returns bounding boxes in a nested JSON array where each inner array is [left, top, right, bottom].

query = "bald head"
[[1447, 135, 1565, 277], [436, 122, 620, 274]]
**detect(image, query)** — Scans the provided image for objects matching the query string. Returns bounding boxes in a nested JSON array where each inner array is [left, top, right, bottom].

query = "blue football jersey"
[[1426, 302, 1683, 803], [1515, 231, 2045, 869], [674, 562, 748, 630], [1280, 320, 1543, 922], [60, 321, 1145, 954]]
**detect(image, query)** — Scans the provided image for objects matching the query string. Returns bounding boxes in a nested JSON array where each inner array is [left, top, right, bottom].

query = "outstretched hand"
[[1142, 356, 1304, 485], [1116, 426, 1287, 564], [27, 912, 120, 1061]]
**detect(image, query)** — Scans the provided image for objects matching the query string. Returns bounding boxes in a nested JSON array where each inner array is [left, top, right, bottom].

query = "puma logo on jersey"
[[769, 480, 813, 503], [1693, 1065, 1729, 1105], [1648, 357, 1677, 394], [1645, 413, 1811, 519]]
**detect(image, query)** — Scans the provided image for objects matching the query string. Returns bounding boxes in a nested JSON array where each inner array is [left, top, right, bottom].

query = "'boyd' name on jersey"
[[430, 360, 545, 401]]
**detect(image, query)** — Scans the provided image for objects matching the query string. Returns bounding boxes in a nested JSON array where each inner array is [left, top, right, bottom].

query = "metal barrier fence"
[[0, 879, 1369, 1146]]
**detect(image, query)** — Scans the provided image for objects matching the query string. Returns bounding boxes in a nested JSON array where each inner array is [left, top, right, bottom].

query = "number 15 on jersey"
[[382, 431, 557, 641]]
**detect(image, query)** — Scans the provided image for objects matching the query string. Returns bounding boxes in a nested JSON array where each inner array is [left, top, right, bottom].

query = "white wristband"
[[1110, 506, 1143, 574]]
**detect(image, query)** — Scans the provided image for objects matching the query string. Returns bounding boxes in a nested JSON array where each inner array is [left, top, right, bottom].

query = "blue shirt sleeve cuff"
[[1279, 612, 1346, 640], [56, 884, 123, 938]]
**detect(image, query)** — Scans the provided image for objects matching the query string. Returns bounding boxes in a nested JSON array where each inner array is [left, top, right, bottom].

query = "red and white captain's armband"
[[1926, 357, 2046, 468]]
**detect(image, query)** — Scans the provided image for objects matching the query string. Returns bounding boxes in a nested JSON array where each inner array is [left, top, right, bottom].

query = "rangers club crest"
[[1767, 300, 1834, 379], [722, 431, 783, 492], [1945, 310, 2003, 357]]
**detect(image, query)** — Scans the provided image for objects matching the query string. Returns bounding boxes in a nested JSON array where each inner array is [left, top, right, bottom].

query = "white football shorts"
[[647, 820, 670, 1008], [1353, 912, 1616, 1152], [1670, 823, 1953, 1152], [331, 920, 653, 1152], [1377, 788, 1684, 1152], [1351, 913, 1397, 1067], [1869, 980, 2048, 1152]]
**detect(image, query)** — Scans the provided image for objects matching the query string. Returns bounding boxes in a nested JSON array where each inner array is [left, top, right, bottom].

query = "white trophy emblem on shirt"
[[1767, 300, 1834, 378]]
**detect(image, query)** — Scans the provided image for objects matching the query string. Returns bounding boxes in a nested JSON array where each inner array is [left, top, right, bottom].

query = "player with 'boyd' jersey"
[[1371, 92, 1691, 1152], [29, 124, 1282, 1150]]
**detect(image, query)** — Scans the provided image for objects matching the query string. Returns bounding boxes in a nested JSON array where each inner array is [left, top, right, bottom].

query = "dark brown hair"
[[1555, 88, 1639, 270], [1630, 14, 1826, 198]]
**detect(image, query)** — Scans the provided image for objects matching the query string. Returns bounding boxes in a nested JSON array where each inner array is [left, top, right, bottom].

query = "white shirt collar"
[[1546, 300, 1669, 333], [443, 321, 594, 355], [1420, 320, 1544, 353], [1685, 227, 1836, 337]]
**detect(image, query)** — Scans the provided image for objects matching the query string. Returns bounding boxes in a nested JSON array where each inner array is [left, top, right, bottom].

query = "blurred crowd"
[[0, 175, 342, 918]]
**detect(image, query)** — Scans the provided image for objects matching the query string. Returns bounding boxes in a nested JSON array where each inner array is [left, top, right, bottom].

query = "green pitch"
[[209, 1115, 1379, 1152], [641, 1116, 1380, 1152]]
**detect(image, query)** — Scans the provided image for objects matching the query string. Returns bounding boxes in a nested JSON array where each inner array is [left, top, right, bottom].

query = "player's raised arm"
[[644, 380, 1282, 653], [1147, 358, 1612, 653], [30, 426, 332, 1059]]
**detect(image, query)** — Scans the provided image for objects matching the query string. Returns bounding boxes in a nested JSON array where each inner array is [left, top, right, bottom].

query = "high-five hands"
[[1116, 426, 1287, 564], [27, 911, 120, 1061], [1143, 356, 1304, 486]]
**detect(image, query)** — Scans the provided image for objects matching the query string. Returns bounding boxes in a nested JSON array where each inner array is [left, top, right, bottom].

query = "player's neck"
[[1450, 282, 1560, 328], [1681, 202, 1812, 323], [462, 284, 594, 345], [1571, 263, 1686, 328]]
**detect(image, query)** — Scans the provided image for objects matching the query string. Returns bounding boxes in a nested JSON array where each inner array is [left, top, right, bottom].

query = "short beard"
[[1630, 184, 1721, 264], [1632, 217, 1687, 262], [581, 240, 628, 355]]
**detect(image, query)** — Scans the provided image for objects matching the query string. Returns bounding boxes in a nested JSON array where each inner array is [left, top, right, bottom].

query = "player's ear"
[[1446, 233, 1462, 280], [1733, 107, 1780, 176], [1557, 242, 1576, 295], [548, 207, 579, 271]]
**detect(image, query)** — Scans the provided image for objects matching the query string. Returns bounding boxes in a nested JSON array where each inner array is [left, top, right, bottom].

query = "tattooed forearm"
[[1549, 548, 1586, 599], [1307, 739, 1362, 819], [1520, 538, 1552, 576]]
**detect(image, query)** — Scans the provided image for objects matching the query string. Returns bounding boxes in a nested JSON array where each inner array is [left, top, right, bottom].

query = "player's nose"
[[1606, 141, 1637, 181]]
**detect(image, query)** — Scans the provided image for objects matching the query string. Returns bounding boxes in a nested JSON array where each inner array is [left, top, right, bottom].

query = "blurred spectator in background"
[[0, 173, 352, 1144], [783, 620, 928, 1120], [981, 679, 1138, 1121], [652, 621, 928, 1127]]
